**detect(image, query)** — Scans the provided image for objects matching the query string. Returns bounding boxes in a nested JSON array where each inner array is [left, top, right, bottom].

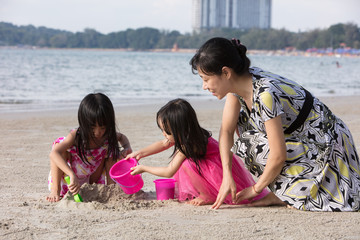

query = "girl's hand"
[[125, 150, 142, 161], [68, 174, 81, 195], [211, 174, 237, 209], [130, 165, 144, 175], [120, 147, 133, 159]]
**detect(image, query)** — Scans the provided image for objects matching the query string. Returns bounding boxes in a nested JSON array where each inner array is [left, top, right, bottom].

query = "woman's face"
[[198, 68, 228, 100]]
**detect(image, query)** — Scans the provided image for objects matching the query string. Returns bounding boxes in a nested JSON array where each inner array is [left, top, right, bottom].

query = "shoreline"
[[0, 94, 359, 115], [0, 96, 220, 115], [2, 46, 360, 57]]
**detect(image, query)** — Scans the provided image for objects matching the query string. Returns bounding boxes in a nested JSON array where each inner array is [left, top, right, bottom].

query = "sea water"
[[1, 48, 359, 112]]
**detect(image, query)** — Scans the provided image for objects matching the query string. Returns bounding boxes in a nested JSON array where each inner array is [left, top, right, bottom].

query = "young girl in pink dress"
[[127, 98, 273, 206], [46, 93, 132, 202]]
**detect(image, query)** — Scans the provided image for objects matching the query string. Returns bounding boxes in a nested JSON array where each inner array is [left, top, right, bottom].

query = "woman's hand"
[[212, 94, 241, 209], [211, 174, 237, 209], [130, 165, 144, 175], [235, 185, 260, 203]]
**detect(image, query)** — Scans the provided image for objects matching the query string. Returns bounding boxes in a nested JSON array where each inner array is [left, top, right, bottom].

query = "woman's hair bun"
[[231, 38, 247, 55]]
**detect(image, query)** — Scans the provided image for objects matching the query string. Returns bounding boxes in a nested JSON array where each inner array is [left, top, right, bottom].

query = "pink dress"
[[48, 136, 109, 197], [173, 137, 269, 204]]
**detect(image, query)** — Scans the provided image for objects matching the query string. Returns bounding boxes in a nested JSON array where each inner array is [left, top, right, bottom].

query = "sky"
[[0, 0, 360, 34]]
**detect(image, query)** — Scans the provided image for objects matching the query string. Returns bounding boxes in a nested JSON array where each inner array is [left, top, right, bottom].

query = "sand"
[[1, 96, 360, 240]]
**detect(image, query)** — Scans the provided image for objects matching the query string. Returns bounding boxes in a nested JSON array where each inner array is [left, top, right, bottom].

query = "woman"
[[190, 37, 360, 211]]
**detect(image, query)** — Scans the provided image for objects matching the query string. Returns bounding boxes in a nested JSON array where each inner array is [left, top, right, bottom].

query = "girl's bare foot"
[[248, 192, 286, 207], [46, 190, 61, 202], [187, 197, 213, 206]]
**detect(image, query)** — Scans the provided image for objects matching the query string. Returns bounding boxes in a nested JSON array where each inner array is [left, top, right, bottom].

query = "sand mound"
[[57, 183, 174, 211]]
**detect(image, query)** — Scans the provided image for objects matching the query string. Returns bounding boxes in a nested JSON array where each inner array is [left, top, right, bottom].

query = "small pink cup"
[[153, 179, 176, 200], [109, 158, 143, 194]]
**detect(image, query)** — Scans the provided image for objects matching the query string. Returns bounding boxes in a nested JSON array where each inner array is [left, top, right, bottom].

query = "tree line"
[[0, 21, 359, 50]]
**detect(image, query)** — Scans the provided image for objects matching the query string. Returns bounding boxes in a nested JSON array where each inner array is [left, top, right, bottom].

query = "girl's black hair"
[[190, 37, 251, 76], [156, 98, 211, 173], [76, 93, 120, 164]]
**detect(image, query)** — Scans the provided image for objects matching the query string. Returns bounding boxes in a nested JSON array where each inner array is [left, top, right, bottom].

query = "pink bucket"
[[109, 158, 143, 194], [154, 179, 176, 200]]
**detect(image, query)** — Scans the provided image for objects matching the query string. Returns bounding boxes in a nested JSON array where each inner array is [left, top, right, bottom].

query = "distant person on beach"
[[126, 98, 282, 206], [46, 93, 132, 202], [190, 37, 360, 211]]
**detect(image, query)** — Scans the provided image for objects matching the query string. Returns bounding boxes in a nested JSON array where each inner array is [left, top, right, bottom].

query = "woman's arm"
[[211, 93, 241, 209], [130, 150, 186, 178], [125, 138, 174, 161], [253, 115, 286, 191], [235, 115, 287, 203]]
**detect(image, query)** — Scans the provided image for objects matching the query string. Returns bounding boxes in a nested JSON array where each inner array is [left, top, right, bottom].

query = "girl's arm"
[[49, 130, 81, 193], [212, 93, 241, 209], [125, 138, 174, 161], [117, 132, 132, 158], [130, 150, 186, 178]]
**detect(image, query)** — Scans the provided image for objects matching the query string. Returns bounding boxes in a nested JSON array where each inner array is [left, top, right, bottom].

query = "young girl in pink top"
[[46, 93, 132, 202], [127, 98, 276, 206]]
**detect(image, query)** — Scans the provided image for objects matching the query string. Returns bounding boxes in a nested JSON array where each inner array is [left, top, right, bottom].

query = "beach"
[[1, 96, 360, 240]]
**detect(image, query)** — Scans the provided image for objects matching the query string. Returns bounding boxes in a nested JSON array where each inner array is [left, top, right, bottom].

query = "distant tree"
[[99, 31, 128, 48], [0, 22, 16, 45], [0, 21, 359, 50], [81, 28, 103, 48], [328, 23, 345, 48], [126, 27, 161, 49], [67, 32, 83, 48], [241, 29, 267, 49], [344, 23, 360, 48], [156, 30, 181, 48], [49, 33, 68, 48]]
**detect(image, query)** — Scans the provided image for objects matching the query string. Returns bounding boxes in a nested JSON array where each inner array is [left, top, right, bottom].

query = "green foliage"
[[0, 21, 359, 50]]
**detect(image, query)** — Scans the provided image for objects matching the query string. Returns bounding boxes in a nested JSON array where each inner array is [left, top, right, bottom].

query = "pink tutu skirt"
[[173, 137, 269, 204]]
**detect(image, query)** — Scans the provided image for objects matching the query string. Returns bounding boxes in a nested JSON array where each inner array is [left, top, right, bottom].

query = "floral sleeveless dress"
[[232, 67, 360, 211], [48, 136, 109, 197]]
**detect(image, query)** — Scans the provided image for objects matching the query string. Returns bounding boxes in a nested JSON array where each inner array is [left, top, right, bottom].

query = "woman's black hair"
[[76, 93, 120, 164], [190, 37, 251, 76], [156, 98, 211, 173]]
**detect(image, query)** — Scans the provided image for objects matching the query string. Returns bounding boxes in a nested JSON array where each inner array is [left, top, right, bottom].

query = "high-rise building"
[[192, 0, 272, 32]]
